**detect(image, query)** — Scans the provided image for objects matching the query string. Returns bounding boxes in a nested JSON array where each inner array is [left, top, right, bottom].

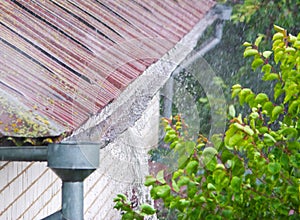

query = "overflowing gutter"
[[162, 4, 232, 119]]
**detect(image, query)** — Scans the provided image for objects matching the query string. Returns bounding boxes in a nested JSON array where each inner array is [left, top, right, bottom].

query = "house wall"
[[0, 93, 159, 220], [0, 161, 61, 219]]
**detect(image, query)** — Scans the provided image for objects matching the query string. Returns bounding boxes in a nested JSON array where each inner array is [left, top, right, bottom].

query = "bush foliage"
[[114, 26, 299, 219]]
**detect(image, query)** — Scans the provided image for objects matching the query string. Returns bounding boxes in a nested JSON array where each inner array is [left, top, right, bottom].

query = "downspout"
[[0, 142, 100, 220], [162, 4, 232, 118]]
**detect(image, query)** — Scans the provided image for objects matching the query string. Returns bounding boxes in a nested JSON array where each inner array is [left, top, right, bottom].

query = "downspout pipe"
[[0, 142, 100, 220]]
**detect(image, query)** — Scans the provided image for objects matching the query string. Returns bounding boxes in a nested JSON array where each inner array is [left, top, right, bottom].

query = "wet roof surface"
[[0, 0, 215, 138]]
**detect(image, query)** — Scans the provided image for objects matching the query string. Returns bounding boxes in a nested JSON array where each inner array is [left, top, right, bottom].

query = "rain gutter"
[[0, 142, 100, 220], [162, 4, 232, 118]]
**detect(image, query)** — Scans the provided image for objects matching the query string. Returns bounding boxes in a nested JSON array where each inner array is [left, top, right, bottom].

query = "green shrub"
[[114, 25, 299, 219]]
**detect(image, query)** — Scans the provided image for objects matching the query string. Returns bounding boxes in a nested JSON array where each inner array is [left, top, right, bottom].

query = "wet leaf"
[[243, 42, 252, 47], [255, 93, 269, 104], [145, 175, 156, 186], [156, 170, 166, 184], [273, 25, 285, 33], [172, 179, 180, 192], [186, 160, 198, 175], [264, 133, 276, 143], [173, 169, 184, 180], [156, 185, 171, 198], [207, 183, 216, 190], [268, 162, 281, 174], [244, 48, 258, 57], [230, 176, 242, 192], [177, 176, 190, 187], [229, 104, 236, 118], [255, 34, 264, 47], [271, 105, 283, 121], [262, 101, 274, 115], [264, 73, 279, 81], [262, 51, 272, 58], [261, 64, 272, 74], [140, 204, 156, 215]]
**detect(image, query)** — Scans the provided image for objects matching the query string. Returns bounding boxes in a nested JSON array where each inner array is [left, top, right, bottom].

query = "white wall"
[[0, 161, 61, 220]]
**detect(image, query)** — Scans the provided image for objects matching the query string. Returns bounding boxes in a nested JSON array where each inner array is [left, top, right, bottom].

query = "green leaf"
[[273, 25, 285, 33], [122, 212, 141, 220], [206, 157, 217, 172], [215, 164, 225, 170], [232, 156, 245, 176], [264, 73, 279, 81], [238, 88, 252, 105], [230, 176, 242, 192], [156, 185, 171, 198], [233, 123, 254, 136], [227, 131, 244, 149], [202, 147, 218, 161], [144, 175, 157, 186], [274, 82, 284, 100], [244, 48, 258, 57], [251, 57, 264, 70], [173, 169, 184, 180], [156, 170, 166, 184], [285, 47, 296, 53], [264, 133, 276, 143], [187, 181, 198, 198], [243, 42, 252, 47], [255, 34, 264, 47], [172, 179, 180, 192], [177, 176, 190, 187], [281, 127, 298, 140], [280, 153, 289, 169], [262, 51, 272, 58], [288, 100, 300, 115], [272, 32, 284, 40], [245, 93, 256, 107], [286, 186, 298, 195], [207, 183, 216, 190], [271, 105, 283, 121], [262, 101, 274, 115], [274, 50, 284, 64], [186, 160, 199, 175], [116, 194, 127, 201], [261, 64, 272, 74], [290, 154, 300, 168], [255, 93, 269, 104], [232, 84, 242, 99], [178, 199, 190, 208], [228, 104, 236, 118], [140, 204, 156, 215], [268, 162, 281, 174], [222, 207, 233, 218]]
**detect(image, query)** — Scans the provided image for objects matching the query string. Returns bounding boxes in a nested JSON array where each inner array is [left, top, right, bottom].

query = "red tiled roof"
[[0, 0, 215, 138]]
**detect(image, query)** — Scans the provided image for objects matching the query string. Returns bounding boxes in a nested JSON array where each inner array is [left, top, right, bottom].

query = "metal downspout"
[[0, 146, 48, 161], [0, 142, 100, 220]]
